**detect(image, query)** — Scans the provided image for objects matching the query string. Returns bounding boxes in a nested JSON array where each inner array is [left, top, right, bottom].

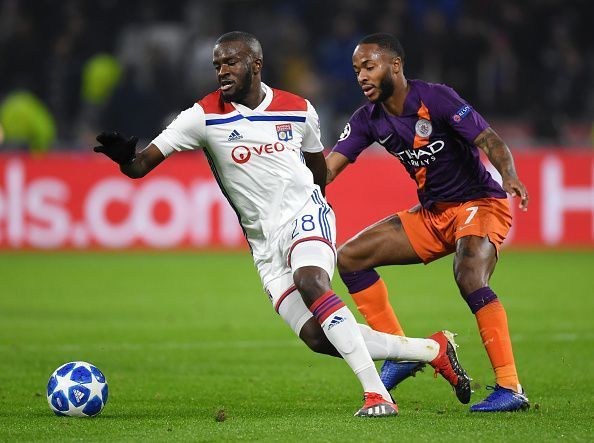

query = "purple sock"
[[339, 269, 380, 294], [465, 287, 498, 314]]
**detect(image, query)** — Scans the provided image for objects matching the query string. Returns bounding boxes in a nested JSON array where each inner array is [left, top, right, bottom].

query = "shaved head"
[[215, 31, 263, 61], [358, 33, 405, 63]]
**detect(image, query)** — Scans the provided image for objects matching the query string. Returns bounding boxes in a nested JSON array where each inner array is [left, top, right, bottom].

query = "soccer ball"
[[46, 361, 108, 417]]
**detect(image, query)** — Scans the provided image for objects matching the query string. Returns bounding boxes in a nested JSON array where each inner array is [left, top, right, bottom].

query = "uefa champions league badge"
[[338, 123, 351, 141], [415, 119, 432, 138], [276, 124, 293, 141], [452, 104, 472, 123]]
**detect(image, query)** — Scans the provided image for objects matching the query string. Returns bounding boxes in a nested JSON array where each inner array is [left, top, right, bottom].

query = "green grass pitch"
[[0, 250, 592, 441]]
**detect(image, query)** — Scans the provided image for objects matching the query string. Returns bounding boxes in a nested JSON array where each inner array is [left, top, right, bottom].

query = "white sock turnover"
[[358, 323, 439, 362]]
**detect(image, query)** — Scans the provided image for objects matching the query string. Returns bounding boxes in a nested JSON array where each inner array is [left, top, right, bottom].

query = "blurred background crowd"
[[0, 0, 593, 152]]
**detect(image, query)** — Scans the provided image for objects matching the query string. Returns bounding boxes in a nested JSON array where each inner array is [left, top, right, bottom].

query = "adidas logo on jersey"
[[228, 129, 243, 141], [328, 315, 345, 330]]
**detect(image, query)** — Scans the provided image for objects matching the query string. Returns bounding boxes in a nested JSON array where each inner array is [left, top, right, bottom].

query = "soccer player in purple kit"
[[326, 33, 530, 412]]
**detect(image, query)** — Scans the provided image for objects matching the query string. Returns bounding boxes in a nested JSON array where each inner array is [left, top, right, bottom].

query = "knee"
[[454, 237, 497, 296], [293, 268, 330, 305], [454, 259, 488, 296]]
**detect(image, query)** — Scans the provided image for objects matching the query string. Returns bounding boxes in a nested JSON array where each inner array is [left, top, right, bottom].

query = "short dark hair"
[[358, 33, 405, 63], [215, 31, 263, 60]]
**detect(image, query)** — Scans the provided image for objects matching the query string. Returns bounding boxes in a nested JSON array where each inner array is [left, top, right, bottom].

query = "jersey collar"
[[231, 83, 273, 114], [374, 79, 419, 118]]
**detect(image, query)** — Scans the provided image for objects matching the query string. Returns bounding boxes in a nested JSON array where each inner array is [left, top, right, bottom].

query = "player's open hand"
[[502, 175, 529, 211], [93, 132, 138, 165]]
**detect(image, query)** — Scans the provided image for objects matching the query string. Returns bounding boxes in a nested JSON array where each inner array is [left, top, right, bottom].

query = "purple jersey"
[[332, 79, 506, 208]]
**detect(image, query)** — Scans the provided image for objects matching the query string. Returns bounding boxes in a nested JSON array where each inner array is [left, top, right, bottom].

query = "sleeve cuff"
[[151, 136, 176, 158]]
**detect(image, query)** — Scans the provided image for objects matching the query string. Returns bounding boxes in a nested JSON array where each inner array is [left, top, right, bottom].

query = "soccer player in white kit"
[[93, 31, 471, 416]]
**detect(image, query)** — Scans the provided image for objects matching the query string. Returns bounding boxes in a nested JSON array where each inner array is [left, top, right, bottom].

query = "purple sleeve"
[[431, 84, 489, 144], [331, 108, 373, 162]]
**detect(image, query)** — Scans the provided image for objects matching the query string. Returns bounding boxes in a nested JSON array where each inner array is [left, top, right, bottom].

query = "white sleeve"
[[300, 100, 325, 153], [152, 103, 206, 157]]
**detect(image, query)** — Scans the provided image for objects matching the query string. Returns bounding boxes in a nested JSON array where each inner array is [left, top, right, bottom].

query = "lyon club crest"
[[276, 124, 293, 141], [415, 118, 433, 138]]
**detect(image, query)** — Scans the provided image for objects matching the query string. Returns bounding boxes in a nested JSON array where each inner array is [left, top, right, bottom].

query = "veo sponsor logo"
[[231, 142, 288, 164]]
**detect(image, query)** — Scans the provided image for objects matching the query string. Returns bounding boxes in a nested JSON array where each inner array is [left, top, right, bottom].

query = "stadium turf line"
[[0, 251, 592, 441]]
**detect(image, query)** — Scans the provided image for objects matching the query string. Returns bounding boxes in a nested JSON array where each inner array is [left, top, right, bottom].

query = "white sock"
[[358, 324, 439, 362], [314, 299, 391, 402]]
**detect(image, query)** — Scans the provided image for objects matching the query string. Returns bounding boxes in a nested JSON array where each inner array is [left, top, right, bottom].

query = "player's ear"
[[252, 58, 263, 75], [392, 56, 402, 75]]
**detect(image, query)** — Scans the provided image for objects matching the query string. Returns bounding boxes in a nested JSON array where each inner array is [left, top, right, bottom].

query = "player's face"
[[213, 42, 257, 103], [353, 44, 397, 103]]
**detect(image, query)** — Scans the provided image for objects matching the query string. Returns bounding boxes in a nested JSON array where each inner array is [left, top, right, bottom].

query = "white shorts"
[[257, 190, 337, 333]]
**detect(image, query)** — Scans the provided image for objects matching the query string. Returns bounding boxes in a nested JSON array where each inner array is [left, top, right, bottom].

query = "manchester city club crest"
[[276, 124, 293, 141], [415, 118, 433, 138]]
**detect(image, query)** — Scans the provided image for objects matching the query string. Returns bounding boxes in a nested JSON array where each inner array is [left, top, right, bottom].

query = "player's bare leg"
[[337, 214, 426, 390], [298, 318, 340, 356], [293, 265, 397, 416], [338, 214, 422, 272], [454, 235, 529, 411]]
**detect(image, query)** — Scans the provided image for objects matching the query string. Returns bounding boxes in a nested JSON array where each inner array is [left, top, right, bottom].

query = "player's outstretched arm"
[[94, 131, 165, 179], [474, 127, 529, 211], [325, 151, 350, 185], [120, 144, 165, 179], [303, 151, 328, 196]]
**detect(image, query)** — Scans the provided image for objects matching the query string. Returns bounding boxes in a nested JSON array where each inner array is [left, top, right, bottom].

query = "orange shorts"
[[397, 198, 512, 264]]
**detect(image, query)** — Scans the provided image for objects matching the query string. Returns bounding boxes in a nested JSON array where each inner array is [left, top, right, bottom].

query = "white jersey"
[[152, 83, 325, 255]]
